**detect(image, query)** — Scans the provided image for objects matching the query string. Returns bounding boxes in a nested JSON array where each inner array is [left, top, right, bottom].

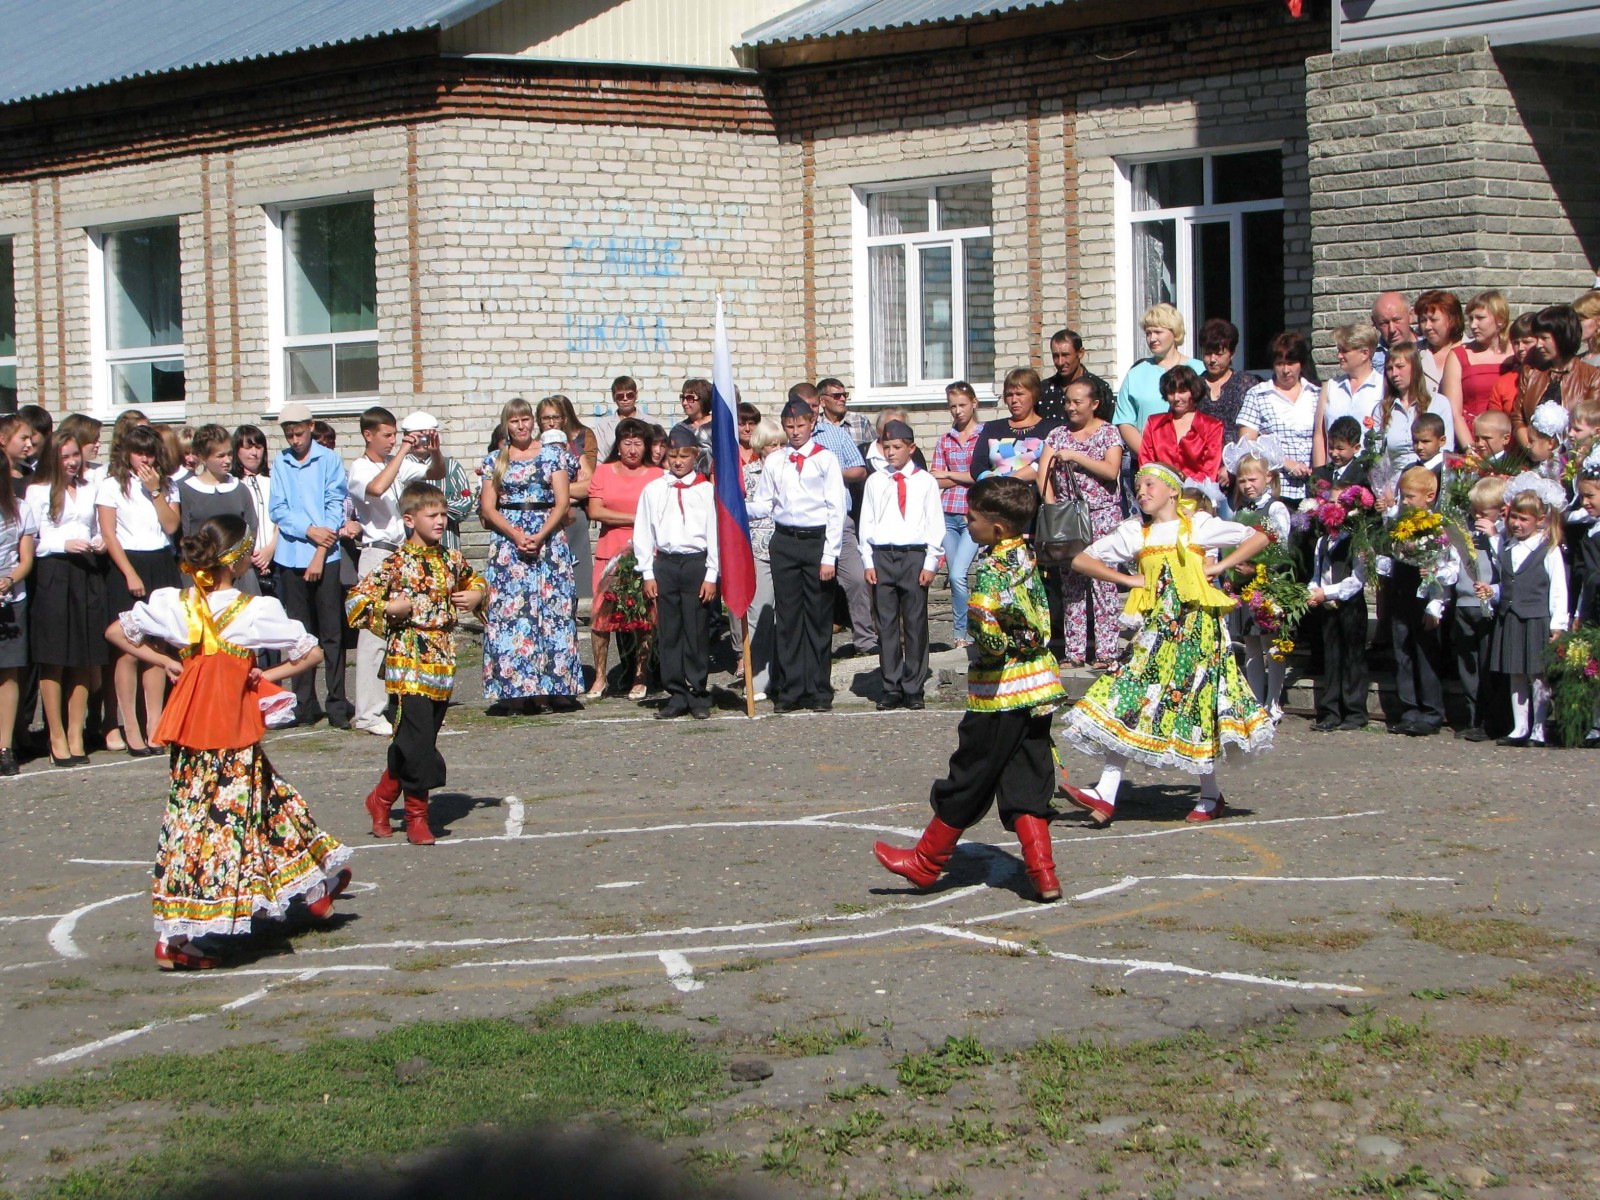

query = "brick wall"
[[1307, 36, 1600, 367]]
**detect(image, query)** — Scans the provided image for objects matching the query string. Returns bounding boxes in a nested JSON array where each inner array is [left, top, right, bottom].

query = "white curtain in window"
[[869, 245, 907, 388]]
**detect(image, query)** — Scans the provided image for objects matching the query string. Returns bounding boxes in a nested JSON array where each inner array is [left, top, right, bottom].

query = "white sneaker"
[[353, 717, 394, 737]]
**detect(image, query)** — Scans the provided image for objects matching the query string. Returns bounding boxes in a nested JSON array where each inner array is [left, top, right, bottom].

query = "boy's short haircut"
[[1398, 464, 1439, 497], [1472, 409, 1512, 437], [1509, 312, 1536, 341], [968, 475, 1038, 531], [400, 480, 448, 517], [191, 423, 232, 460], [737, 402, 760, 423], [1327, 416, 1362, 446], [1411, 412, 1446, 440], [360, 406, 398, 433], [1468, 476, 1507, 510], [610, 375, 638, 393], [1570, 398, 1600, 429], [945, 380, 977, 401]]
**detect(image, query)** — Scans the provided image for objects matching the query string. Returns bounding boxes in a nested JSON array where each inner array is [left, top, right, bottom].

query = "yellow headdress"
[[180, 530, 255, 596]]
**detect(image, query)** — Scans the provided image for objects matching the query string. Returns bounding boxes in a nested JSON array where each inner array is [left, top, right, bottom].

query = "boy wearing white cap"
[[346, 406, 444, 736]]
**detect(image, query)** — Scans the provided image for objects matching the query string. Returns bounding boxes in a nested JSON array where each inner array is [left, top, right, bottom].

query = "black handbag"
[[1034, 458, 1096, 567]]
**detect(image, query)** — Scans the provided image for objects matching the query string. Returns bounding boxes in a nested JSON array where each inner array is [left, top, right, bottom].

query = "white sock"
[[1198, 770, 1222, 801], [1531, 677, 1550, 742], [1508, 675, 1531, 738], [1266, 657, 1286, 712], [1242, 637, 1266, 704], [1094, 753, 1126, 808]]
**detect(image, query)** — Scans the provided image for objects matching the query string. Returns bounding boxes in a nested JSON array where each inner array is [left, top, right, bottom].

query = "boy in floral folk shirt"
[[347, 482, 486, 845], [873, 476, 1068, 902]]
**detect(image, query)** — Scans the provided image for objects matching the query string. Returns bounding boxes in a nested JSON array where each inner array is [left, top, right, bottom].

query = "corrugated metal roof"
[[739, 0, 1065, 47], [0, 0, 500, 107]]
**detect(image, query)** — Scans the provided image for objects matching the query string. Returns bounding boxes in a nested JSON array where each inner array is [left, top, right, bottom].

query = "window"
[[273, 197, 378, 409], [855, 177, 994, 398], [0, 240, 14, 412], [96, 222, 185, 412], [1121, 148, 1284, 371]]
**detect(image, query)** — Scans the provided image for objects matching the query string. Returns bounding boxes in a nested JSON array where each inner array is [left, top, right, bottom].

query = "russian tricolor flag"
[[710, 294, 755, 619]]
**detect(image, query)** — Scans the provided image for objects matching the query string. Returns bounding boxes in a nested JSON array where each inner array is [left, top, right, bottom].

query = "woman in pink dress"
[[1442, 289, 1517, 443], [585, 417, 662, 700]]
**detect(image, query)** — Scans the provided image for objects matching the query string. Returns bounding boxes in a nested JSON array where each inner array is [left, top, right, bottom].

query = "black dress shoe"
[[689, 708, 710, 721], [773, 701, 802, 714], [1456, 727, 1489, 743], [1404, 723, 1439, 737], [902, 696, 925, 711], [1496, 734, 1530, 747], [0, 748, 15, 776], [809, 699, 833, 713], [655, 704, 688, 720], [1387, 721, 1416, 735], [1338, 720, 1369, 731], [876, 695, 901, 711], [1584, 734, 1600, 750], [1310, 719, 1339, 732]]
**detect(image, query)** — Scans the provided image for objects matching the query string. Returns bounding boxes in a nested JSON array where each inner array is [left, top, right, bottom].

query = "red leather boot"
[[1014, 815, 1062, 902], [873, 817, 963, 888], [364, 769, 401, 838], [403, 792, 435, 846]]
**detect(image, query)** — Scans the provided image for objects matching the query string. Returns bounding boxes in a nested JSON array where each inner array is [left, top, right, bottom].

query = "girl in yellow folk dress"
[[106, 515, 351, 970], [1059, 463, 1275, 828]]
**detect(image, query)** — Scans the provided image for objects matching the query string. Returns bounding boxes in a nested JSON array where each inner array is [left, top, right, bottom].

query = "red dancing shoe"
[[1185, 797, 1228, 823], [1014, 815, 1062, 902], [873, 817, 962, 888], [305, 868, 353, 919], [155, 939, 222, 971], [1060, 785, 1114, 827], [364, 769, 401, 838], [403, 793, 436, 845]]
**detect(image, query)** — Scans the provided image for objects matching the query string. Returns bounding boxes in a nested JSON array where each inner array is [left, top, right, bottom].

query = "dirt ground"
[[1, 681, 1597, 1198]]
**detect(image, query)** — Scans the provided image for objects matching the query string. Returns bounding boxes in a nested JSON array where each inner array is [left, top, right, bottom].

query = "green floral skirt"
[[152, 745, 349, 940], [1060, 567, 1272, 774]]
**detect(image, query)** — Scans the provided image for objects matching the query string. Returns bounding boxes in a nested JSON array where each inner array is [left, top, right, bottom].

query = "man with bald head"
[[1370, 291, 1440, 387]]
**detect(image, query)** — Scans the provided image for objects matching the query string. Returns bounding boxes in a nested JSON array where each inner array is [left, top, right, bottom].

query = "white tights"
[[1240, 634, 1284, 714], [1091, 752, 1221, 811], [1507, 673, 1549, 741]]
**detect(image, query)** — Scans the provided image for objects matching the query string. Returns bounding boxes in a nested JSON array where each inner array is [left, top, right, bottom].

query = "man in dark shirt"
[[1038, 328, 1112, 422]]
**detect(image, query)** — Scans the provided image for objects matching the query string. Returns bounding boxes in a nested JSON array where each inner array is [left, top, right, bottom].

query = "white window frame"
[[265, 195, 379, 418], [86, 220, 186, 422], [0, 238, 15, 404], [1113, 144, 1285, 378], [851, 173, 996, 408]]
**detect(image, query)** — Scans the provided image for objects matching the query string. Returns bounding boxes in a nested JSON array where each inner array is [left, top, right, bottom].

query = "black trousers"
[[1388, 571, 1444, 728], [655, 550, 711, 713], [871, 546, 931, 700], [930, 708, 1056, 832], [769, 528, 833, 706], [388, 694, 448, 795], [1312, 596, 1368, 726], [276, 564, 353, 725], [1451, 604, 1494, 730]]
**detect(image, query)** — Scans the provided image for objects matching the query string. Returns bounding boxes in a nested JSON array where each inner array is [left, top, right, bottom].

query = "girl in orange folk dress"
[[105, 515, 351, 970]]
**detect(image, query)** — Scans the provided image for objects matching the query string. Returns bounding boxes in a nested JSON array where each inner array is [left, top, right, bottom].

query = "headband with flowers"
[[1222, 435, 1285, 476], [1529, 401, 1570, 439], [1503, 471, 1569, 510]]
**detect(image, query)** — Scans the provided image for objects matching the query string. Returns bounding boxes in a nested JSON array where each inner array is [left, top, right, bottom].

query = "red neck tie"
[[790, 451, 807, 473], [671, 476, 697, 515], [894, 470, 907, 517]]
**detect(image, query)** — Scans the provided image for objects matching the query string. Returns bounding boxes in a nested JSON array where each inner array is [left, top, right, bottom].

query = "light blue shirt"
[[269, 442, 348, 569], [809, 420, 865, 514], [1112, 357, 1204, 431]]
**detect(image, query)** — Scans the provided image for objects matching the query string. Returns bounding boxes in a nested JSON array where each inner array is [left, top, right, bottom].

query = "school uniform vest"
[[1452, 533, 1492, 610], [1496, 541, 1551, 620], [1322, 533, 1357, 584]]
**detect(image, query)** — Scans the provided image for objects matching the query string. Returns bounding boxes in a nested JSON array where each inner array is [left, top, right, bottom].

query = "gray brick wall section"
[[1307, 35, 1600, 371]]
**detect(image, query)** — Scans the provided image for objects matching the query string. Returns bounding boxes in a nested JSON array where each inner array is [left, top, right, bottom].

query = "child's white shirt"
[[1487, 536, 1569, 632]]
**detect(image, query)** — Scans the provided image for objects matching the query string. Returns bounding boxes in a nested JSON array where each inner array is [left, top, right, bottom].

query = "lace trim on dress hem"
[[118, 609, 146, 646], [1057, 714, 1274, 776], [286, 634, 320, 662], [151, 846, 351, 939]]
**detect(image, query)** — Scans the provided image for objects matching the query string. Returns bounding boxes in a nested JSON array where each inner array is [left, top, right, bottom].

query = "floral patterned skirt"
[[1060, 568, 1273, 774], [152, 745, 349, 940]]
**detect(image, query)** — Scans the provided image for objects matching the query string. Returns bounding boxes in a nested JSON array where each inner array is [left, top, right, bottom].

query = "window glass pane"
[[286, 345, 336, 399], [285, 200, 376, 337], [1131, 158, 1202, 212], [1241, 209, 1285, 371], [0, 240, 14, 359], [936, 181, 991, 231], [1212, 151, 1283, 204], [335, 343, 380, 397], [963, 236, 994, 388], [106, 224, 181, 350], [111, 359, 185, 407], [1133, 220, 1178, 335], [0, 365, 15, 413], [868, 245, 907, 387], [920, 246, 953, 380], [867, 189, 928, 237], [1193, 220, 1233, 333]]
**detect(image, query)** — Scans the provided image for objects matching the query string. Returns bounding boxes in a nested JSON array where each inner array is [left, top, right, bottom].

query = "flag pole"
[[741, 616, 755, 719]]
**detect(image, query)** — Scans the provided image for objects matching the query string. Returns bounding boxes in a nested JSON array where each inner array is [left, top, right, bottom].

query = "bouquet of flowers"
[[1385, 505, 1456, 594], [1545, 629, 1600, 748], [593, 547, 654, 634], [1301, 478, 1384, 570], [1223, 510, 1308, 660], [1354, 415, 1388, 474], [1441, 447, 1528, 526]]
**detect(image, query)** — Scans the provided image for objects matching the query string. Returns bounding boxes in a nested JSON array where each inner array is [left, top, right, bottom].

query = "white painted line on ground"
[[658, 950, 704, 992], [1165, 873, 1460, 884], [2, 960, 52, 972], [595, 881, 642, 889], [1050, 810, 1387, 844], [502, 795, 525, 839], [68, 859, 148, 866], [0, 912, 61, 923], [924, 924, 1364, 995], [47, 892, 143, 959], [184, 964, 394, 980]]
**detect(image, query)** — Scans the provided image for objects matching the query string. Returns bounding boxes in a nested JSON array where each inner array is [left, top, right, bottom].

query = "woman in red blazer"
[[1141, 365, 1224, 481]]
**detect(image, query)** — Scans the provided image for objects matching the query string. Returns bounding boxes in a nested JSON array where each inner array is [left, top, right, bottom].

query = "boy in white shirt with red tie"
[[635, 426, 720, 720], [861, 420, 944, 710], [746, 397, 847, 713]]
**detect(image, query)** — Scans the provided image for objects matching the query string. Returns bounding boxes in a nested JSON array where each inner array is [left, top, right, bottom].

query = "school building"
[[0, 0, 1594, 449]]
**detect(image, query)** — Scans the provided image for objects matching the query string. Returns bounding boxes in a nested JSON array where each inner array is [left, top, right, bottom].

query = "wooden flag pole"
[[741, 615, 756, 718]]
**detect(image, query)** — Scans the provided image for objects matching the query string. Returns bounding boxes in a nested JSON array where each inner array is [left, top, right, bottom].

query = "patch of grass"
[[46, 977, 89, 991], [528, 984, 629, 1028], [826, 1082, 888, 1103], [1340, 1164, 1466, 1198], [5, 1018, 724, 1199], [894, 1034, 994, 1097], [768, 1021, 869, 1057], [832, 902, 872, 916], [1226, 924, 1374, 954], [1389, 909, 1571, 957], [717, 957, 771, 973]]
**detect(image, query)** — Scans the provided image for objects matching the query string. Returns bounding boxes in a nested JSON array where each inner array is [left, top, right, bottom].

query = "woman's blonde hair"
[[1141, 303, 1186, 343], [1380, 342, 1435, 433], [1334, 322, 1380, 355], [1466, 290, 1511, 345], [1574, 290, 1600, 357], [1001, 367, 1042, 406], [749, 417, 785, 455], [491, 397, 535, 491]]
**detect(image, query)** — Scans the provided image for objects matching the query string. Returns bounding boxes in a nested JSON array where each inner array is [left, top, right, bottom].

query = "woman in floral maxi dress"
[[105, 515, 350, 970], [1058, 463, 1274, 827], [479, 401, 584, 713]]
